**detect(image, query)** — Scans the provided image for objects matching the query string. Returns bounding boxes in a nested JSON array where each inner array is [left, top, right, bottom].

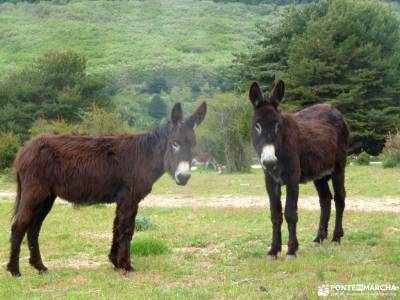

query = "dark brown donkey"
[[7, 102, 207, 276], [249, 80, 349, 259]]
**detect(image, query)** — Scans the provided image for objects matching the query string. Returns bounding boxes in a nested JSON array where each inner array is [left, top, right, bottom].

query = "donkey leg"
[[266, 175, 282, 259], [115, 199, 139, 272], [313, 178, 332, 245], [7, 202, 35, 276], [109, 210, 120, 268], [332, 165, 346, 244], [285, 182, 299, 258], [27, 196, 55, 273]]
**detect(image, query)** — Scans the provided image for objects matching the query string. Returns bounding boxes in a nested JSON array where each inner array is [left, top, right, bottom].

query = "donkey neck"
[[135, 123, 172, 180]]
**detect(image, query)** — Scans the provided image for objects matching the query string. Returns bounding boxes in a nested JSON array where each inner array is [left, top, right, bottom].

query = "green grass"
[[0, 0, 277, 127], [152, 164, 400, 198], [0, 203, 398, 299], [1, 165, 399, 198], [131, 236, 170, 256], [0, 171, 14, 192], [0, 0, 272, 77]]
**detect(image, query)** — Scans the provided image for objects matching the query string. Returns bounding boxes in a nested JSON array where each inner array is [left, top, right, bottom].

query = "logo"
[[318, 285, 330, 297], [317, 283, 399, 297]]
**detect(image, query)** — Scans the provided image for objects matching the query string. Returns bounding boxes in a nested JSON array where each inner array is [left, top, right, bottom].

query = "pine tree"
[[234, 0, 400, 154], [148, 95, 168, 121]]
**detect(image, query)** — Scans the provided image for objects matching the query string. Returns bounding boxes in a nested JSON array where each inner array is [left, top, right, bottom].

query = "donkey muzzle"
[[261, 144, 277, 169], [175, 161, 191, 186]]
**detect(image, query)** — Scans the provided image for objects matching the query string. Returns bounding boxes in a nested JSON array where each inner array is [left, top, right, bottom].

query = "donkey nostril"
[[262, 160, 276, 169], [177, 173, 191, 184]]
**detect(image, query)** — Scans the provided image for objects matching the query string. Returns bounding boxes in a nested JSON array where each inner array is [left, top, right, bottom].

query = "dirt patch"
[[80, 232, 112, 240], [46, 255, 106, 269], [1, 192, 399, 212], [141, 195, 400, 213], [0, 255, 106, 270], [174, 243, 225, 255]]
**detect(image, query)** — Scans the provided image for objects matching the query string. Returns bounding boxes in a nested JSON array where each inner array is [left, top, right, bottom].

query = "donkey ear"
[[185, 102, 207, 129], [171, 103, 183, 125], [271, 80, 285, 103], [249, 82, 263, 107]]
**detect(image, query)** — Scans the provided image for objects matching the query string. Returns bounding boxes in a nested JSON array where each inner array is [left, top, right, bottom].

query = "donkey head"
[[249, 80, 285, 170], [164, 102, 207, 185]]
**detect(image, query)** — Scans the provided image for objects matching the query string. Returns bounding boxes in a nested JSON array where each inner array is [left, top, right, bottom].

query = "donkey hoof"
[[7, 265, 21, 277], [312, 241, 321, 248], [266, 254, 277, 261], [9, 270, 21, 277], [123, 268, 135, 277], [286, 254, 296, 260], [332, 241, 340, 246], [38, 268, 48, 274]]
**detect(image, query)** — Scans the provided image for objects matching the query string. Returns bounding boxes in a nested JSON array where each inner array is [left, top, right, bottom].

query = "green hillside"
[[0, 0, 282, 130], [0, 1, 275, 84]]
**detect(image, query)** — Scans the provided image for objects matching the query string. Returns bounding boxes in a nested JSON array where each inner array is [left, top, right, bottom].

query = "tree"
[[0, 131, 20, 171], [197, 94, 252, 172], [148, 95, 168, 121], [234, 0, 400, 155], [0, 51, 110, 140], [143, 76, 170, 94]]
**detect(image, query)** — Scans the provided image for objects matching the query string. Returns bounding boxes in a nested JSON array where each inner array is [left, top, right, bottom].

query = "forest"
[[0, 0, 399, 171]]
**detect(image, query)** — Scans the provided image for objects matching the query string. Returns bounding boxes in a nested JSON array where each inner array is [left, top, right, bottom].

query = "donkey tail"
[[12, 173, 22, 222]]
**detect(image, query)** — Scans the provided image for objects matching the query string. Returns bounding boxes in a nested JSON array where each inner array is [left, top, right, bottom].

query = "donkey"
[[248, 80, 349, 259], [192, 151, 221, 173], [7, 102, 207, 276]]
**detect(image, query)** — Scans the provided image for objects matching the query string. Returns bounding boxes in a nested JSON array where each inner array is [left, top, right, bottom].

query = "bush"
[[0, 50, 110, 140], [382, 131, 400, 168], [355, 151, 370, 166], [131, 236, 170, 256], [135, 216, 155, 231], [0, 132, 20, 170], [79, 105, 130, 135], [30, 118, 76, 138]]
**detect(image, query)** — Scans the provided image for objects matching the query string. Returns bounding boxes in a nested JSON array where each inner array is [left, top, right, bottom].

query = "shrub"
[[355, 151, 370, 166], [135, 216, 155, 231], [382, 131, 400, 168], [0, 50, 110, 140], [131, 236, 170, 256], [30, 118, 76, 138], [79, 105, 130, 135], [0, 132, 20, 170]]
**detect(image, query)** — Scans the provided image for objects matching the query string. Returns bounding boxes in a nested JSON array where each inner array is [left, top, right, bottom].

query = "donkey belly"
[[299, 152, 336, 183], [300, 167, 334, 183], [54, 177, 123, 205]]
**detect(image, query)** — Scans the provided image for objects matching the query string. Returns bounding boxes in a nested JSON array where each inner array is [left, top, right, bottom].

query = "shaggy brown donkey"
[[7, 102, 207, 276], [249, 81, 349, 259]]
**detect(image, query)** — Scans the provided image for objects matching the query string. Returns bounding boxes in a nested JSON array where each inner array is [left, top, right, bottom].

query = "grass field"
[[152, 164, 400, 199], [0, 0, 272, 76], [1, 165, 400, 199], [0, 203, 399, 299]]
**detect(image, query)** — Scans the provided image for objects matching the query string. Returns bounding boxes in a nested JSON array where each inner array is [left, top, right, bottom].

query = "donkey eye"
[[172, 141, 180, 152], [255, 122, 262, 135]]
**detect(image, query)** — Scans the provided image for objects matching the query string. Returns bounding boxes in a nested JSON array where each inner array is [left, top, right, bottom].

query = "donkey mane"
[[135, 122, 172, 151]]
